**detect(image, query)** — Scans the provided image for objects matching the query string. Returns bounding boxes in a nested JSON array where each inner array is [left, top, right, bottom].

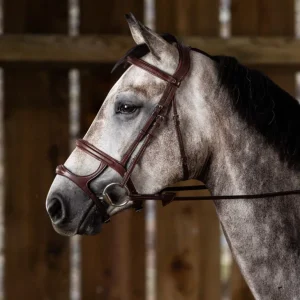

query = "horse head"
[[45, 13, 216, 236]]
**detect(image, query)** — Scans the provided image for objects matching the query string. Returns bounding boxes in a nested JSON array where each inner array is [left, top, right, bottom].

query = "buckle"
[[157, 115, 165, 121], [171, 78, 181, 87], [175, 80, 181, 87]]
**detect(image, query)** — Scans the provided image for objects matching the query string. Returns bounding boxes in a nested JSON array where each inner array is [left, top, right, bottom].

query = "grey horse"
[[46, 14, 300, 300]]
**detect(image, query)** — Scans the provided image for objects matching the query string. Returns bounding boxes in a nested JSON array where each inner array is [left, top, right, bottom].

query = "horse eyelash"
[[116, 103, 141, 114]]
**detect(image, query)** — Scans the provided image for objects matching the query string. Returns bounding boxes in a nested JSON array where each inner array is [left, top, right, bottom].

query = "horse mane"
[[214, 55, 300, 167]]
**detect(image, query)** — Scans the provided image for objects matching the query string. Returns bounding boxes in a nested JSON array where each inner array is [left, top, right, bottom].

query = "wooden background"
[[1, 0, 298, 299]]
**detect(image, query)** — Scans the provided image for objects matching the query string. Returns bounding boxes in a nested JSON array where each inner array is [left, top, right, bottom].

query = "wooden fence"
[[1, 0, 298, 299]]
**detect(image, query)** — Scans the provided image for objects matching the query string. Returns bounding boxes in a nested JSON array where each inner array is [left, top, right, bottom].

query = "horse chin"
[[51, 223, 78, 237], [52, 196, 133, 236]]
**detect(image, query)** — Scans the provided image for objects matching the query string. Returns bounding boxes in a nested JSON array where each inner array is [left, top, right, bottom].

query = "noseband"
[[56, 41, 300, 223]]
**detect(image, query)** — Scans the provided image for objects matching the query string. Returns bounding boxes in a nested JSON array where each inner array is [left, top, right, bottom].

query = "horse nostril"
[[47, 198, 66, 225]]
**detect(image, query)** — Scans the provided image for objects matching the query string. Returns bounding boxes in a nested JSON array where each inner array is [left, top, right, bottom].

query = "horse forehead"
[[113, 69, 166, 101]]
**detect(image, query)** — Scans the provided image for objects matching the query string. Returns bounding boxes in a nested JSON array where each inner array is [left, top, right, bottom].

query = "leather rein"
[[56, 41, 300, 223]]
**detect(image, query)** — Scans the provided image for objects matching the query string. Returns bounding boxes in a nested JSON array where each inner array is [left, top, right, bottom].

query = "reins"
[[135, 185, 300, 206]]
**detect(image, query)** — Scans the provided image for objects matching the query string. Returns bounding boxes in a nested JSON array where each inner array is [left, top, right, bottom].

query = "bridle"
[[56, 42, 190, 222], [56, 40, 300, 223]]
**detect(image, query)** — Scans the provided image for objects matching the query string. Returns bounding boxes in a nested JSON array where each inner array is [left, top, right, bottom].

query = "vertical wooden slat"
[[231, 1, 296, 299], [155, 2, 221, 299], [156, 186, 221, 300], [3, 1, 70, 299], [156, 0, 219, 35], [231, 263, 254, 300], [79, 2, 145, 300], [232, 0, 296, 95]]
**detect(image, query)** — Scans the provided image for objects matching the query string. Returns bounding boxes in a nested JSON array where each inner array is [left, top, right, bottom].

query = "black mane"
[[214, 55, 300, 167]]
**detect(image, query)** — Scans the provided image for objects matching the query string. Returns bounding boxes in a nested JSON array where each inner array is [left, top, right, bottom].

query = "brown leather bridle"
[[56, 41, 300, 223]]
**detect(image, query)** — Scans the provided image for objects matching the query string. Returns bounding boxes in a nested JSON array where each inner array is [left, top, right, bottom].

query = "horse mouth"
[[76, 193, 133, 235], [77, 203, 102, 235]]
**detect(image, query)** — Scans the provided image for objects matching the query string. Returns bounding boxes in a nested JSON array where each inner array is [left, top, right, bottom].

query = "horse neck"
[[205, 113, 299, 195], [198, 90, 300, 299]]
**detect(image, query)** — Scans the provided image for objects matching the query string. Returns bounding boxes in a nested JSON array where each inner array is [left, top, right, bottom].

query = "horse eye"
[[117, 103, 139, 114]]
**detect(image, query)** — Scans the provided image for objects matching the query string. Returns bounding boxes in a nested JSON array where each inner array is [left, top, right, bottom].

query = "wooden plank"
[[232, 0, 296, 94], [156, 0, 219, 35], [156, 1, 220, 299], [79, 2, 146, 300], [80, 211, 145, 300], [3, 0, 70, 299], [232, 0, 294, 36], [231, 1, 296, 299], [156, 186, 221, 300], [80, 0, 143, 34], [231, 263, 255, 300], [1, 35, 300, 66]]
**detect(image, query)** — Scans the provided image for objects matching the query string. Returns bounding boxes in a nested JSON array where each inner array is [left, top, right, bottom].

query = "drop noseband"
[[56, 42, 300, 223]]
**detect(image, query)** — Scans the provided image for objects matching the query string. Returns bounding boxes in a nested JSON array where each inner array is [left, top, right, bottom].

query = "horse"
[[46, 13, 300, 300]]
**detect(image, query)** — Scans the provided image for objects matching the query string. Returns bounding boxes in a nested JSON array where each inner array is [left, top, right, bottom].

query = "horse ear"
[[125, 13, 173, 60]]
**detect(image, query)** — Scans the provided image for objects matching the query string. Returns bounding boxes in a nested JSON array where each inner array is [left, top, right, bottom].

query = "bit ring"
[[102, 183, 130, 207]]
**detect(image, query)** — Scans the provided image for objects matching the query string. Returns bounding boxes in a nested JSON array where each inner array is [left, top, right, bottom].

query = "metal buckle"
[[102, 183, 130, 207], [157, 115, 165, 121], [171, 78, 181, 87]]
